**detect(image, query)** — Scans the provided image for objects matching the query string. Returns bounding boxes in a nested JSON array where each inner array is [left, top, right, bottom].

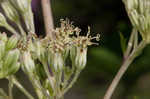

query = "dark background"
[[1, 0, 150, 99]]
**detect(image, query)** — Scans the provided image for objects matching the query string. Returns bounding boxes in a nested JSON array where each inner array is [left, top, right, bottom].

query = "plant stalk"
[[62, 70, 81, 96], [8, 76, 13, 99], [41, 0, 54, 38], [103, 41, 146, 99]]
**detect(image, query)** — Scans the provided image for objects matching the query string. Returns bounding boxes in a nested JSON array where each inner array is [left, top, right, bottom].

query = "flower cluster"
[[123, 0, 150, 43], [0, 0, 100, 98], [18, 19, 100, 97]]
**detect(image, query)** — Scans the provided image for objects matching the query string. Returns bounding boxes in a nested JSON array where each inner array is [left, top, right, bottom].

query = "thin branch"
[[8, 77, 13, 99], [41, 0, 54, 38], [11, 76, 34, 99], [103, 41, 146, 99], [62, 70, 81, 96]]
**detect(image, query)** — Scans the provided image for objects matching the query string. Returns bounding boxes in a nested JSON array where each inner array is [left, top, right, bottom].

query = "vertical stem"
[[103, 41, 146, 99], [41, 0, 54, 38]]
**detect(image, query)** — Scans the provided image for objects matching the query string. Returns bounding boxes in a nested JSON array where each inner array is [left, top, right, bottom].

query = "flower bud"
[[123, 0, 138, 10], [28, 40, 46, 61], [0, 13, 7, 26], [1, 1, 19, 22], [0, 41, 5, 60], [75, 47, 87, 70], [9, 0, 31, 13], [0, 33, 8, 43], [49, 52, 64, 72], [0, 61, 20, 79], [22, 51, 35, 73], [3, 49, 20, 69], [70, 46, 76, 65], [33, 41, 45, 60], [129, 10, 139, 27], [63, 46, 70, 61], [124, 0, 150, 43], [7, 62, 20, 76], [6, 35, 18, 50], [0, 49, 20, 78], [70, 46, 87, 70]]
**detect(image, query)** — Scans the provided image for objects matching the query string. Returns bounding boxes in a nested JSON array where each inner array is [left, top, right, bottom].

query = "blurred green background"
[[1, 0, 150, 99]]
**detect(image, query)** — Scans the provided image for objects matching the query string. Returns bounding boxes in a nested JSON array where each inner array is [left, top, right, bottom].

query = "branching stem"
[[103, 40, 146, 99], [62, 70, 81, 96], [11, 76, 34, 99]]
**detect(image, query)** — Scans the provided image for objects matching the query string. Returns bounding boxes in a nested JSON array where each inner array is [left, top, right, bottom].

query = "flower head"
[[123, 0, 150, 43]]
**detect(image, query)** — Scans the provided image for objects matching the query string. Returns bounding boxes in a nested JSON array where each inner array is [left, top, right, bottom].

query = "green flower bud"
[[0, 62, 20, 79], [49, 52, 64, 72], [75, 47, 87, 70], [124, 0, 150, 43], [7, 62, 20, 76], [9, 0, 31, 13], [1, 1, 19, 22], [0, 13, 7, 26], [70, 46, 87, 70], [0, 41, 5, 60], [3, 49, 20, 69], [36, 42, 46, 61], [6, 35, 18, 50], [123, 0, 138, 10], [129, 10, 139, 27], [28, 40, 46, 61], [0, 33, 8, 42], [70, 46, 76, 65], [22, 51, 35, 73], [0, 49, 20, 78], [63, 46, 70, 61]]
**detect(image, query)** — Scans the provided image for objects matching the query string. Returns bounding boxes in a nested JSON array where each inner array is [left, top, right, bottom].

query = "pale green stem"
[[124, 28, 137, 58], [5, 24, 19, 36], [11, 76, 34, 99], [0, 88, 8, 99], [103, 41, 147, 99], [133, 30, 138, 49], [63, 66, 75, 90], [43, 62, 55, 91], [62, 70, 81, 96], [54, 71, 62, 98], [8, 76, 13, 99], [17, 22, 26, 36], [28, 74, 50, 99]]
